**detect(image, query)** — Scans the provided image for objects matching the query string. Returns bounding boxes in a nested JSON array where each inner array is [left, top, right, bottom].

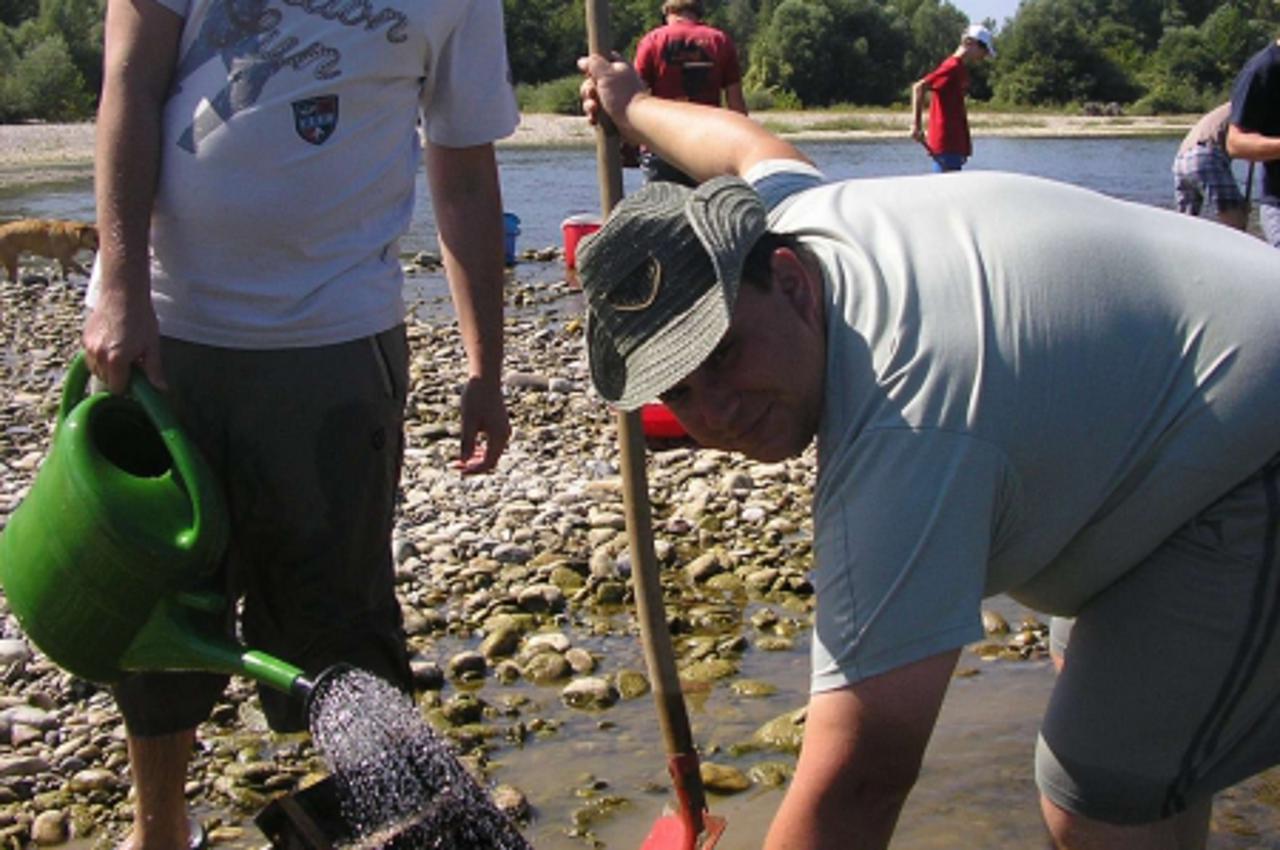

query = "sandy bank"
[[0, 111, 1195, 192]]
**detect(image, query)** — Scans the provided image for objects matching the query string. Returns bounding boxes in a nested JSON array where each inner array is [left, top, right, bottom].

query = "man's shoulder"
[[1242, 41, 1280, 75], [666, 19, 735, 44], [925, 54, 962, 81]]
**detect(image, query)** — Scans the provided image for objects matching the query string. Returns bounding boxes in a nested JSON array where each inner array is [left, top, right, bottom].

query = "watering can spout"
[[118, 593, 311, 695]]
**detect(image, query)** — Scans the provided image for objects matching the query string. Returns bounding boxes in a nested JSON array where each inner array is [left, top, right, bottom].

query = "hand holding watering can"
[[0, 353, 316, 699]]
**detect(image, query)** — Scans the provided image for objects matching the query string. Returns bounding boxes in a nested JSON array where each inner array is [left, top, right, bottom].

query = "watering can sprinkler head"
[[289, 662, 355, 717]]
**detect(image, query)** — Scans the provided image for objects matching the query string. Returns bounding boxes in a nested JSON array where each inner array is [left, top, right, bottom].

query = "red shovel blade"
[[639, 812, 726, 850]]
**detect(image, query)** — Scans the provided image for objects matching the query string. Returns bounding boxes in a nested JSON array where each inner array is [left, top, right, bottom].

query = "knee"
[[1040, 792, 1210, 849], [1040, 794, 1132, 849], [1040, 793, 1077, 847]]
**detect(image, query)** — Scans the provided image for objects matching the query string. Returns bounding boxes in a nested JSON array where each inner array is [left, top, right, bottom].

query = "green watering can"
[[0, 353, 315, 700]]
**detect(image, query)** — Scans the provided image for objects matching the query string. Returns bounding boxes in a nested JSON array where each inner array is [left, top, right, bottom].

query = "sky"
[[951, 0, 1022, 29]]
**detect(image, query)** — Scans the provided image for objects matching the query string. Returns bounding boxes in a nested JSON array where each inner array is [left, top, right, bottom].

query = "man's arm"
[[578, 53, 807, 181], [724, 81, 748, 115], [1226, 124, 1280, 162], [910, 78, 928, 145], [424, 141, 511, 475], [83, 0, 181, 393], [764, 650, 958, 850]]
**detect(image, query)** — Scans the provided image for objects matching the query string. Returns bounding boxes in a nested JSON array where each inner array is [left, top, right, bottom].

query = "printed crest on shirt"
[[292, 95, 339, 144]]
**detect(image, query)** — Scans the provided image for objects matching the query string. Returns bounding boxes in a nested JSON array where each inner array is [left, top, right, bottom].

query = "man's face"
[[659, 248, 826, 462], [962, 38, 990, 63]]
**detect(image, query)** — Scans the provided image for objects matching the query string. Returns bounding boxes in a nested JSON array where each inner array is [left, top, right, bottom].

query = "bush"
[[746, 0, 912, 107], [0, 34, 91, 121], [1131, 79, 1215, 115], [515, 75, 583, 115], [744, 85, 803, 111]]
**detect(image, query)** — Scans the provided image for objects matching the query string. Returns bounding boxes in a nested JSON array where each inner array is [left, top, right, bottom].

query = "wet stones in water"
[[308, 669, 532, 850]]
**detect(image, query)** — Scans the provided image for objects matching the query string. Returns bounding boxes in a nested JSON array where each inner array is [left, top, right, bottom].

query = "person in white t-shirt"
[[85, 1, 518, 847], [577, 53, 1280, 850]]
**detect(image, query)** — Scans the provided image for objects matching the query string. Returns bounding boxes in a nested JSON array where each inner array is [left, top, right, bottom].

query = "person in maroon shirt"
[[911, 23, 994, 172], [634, 0, 746, 184]]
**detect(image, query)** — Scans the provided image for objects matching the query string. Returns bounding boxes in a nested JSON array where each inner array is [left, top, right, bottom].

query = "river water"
[[3, 136, 1277, 849]]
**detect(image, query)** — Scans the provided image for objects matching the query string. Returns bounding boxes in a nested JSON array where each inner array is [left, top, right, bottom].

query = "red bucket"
[[640, 403, 688, 440], [561, 214, 603, 270]]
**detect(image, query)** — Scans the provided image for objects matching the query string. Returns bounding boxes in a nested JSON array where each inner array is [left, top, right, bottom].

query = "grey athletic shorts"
[[113, 328, 413, 735], [1036, 455, 1280, 824]]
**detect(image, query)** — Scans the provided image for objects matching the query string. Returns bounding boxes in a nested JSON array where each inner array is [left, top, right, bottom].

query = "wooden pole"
[[583, 0, 709, 831]]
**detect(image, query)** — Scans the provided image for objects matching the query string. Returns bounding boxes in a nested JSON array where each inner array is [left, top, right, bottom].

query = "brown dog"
[[0, 218, 99, 282]]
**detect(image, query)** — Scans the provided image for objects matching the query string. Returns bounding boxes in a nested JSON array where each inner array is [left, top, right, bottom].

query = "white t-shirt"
[[744, 161, 1280, 691], [99, 0, 518, 348]]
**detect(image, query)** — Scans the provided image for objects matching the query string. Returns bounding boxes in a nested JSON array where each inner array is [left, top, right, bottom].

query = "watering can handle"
[[60, 352, 225, 552]]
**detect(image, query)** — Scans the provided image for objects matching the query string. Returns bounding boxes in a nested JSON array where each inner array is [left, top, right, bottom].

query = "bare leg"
[[120, 729, 197, 850], [1041, 792, 1211, 850]]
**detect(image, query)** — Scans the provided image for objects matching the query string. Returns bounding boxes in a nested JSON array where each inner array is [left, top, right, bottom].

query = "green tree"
[[901, 0, 969, 80], [1135, 4, 1275, 112], [504, 0, 585, 86], [0, 27, 21, 121], [716, 0, 760, 64], [1135, 25, 1219, 110], [0, 0, 38, 28], [30, 0, 104, 96], [1199, 3, 1275, 84], [1, 33, 91, 120], [747, 0, 911, 105], [991, 0, 1141, 105], [503, 0, 663, 86]]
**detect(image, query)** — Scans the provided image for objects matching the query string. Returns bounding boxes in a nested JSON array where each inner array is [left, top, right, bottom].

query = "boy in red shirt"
[[911, 23, 995, 172], [634, 0, 746, 184]]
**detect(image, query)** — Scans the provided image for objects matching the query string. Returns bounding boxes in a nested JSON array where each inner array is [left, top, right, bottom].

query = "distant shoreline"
[[0, 111, 1195, 192]]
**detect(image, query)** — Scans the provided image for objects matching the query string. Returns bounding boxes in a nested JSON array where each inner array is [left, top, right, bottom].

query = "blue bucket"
[[502, 212, 520, 266]]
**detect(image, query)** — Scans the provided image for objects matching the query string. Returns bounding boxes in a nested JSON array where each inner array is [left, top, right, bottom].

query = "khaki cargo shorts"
[[1037, 455, 1280, 823]]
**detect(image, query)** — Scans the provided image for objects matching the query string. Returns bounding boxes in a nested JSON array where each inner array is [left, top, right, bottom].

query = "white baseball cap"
[[965, 23, 996, 57]]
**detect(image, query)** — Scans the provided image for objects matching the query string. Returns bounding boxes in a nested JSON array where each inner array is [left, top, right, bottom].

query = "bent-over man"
[[578, 52, 1280, 850]]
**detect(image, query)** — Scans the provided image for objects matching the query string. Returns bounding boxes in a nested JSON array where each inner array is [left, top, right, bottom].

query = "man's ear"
[[769, 246, 822, 327]]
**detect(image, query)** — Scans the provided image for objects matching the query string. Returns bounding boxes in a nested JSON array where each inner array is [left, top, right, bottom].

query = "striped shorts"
[[1172, 145, 1245, 216], [1037, 455, 1280, 823], [113, 328, 414, 735]]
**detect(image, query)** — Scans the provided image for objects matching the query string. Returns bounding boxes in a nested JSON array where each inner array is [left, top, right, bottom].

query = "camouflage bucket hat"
[[578, 175, 768, 410]]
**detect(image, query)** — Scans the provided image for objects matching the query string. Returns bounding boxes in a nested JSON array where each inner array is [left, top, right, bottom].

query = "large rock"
[[492, 784, 531, 821], [749, 707, 808, 755], [480, 619, 523, 659], [700, 762, 751, 794], [523, 632, 571, 656], [0, 755, 50, 777], [31, 810, 66, 846], [447, 651, 488, 681], [560, 677, 619, 711], [685, 551, 726, 583], [0, 640, 31, 668], [615, 669, 651, 700], [524, 652, 571, 685]]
